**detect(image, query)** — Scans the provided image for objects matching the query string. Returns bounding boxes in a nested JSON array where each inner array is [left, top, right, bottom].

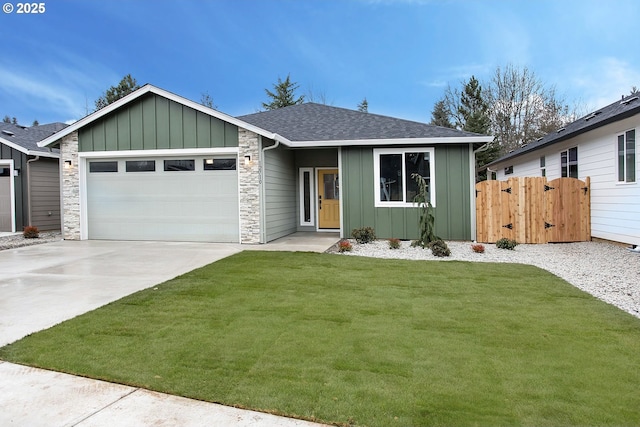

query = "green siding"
[[79, 93, 239, 152], [342, 145, 472, 240]]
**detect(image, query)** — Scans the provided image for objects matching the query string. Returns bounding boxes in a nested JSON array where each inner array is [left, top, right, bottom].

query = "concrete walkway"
[[0, 233, 338, 427]]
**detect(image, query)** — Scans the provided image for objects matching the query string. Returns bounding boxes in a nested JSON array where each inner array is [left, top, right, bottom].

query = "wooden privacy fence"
[[476, 177, 591, 244]]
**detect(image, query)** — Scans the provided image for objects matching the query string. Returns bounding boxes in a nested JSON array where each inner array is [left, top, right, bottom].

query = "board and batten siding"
[[78, 94, 239, 152], [264, 145, 297, 242], [29, 158, 60, 230], [342, 144, 472, 240], [493, 115, 640, 245]]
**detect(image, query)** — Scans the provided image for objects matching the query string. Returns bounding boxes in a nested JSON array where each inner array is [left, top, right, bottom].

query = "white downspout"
[[259, 137, 281, 243]]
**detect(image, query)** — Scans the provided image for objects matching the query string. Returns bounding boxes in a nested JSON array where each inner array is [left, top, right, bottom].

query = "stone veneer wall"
[[238, 128, 261, 244], [61, 131, 81, 240]]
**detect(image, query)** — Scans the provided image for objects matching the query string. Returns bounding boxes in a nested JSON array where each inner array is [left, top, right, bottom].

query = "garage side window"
[[0, 167, 10, 176], [89, 161, 118, 173], [203, 158, 237, 170], [126, 160, 156, 172], [164, 160, 195, 171]]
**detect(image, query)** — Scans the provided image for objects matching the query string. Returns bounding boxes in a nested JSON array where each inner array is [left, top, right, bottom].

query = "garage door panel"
[[87, 157, 239, 242]]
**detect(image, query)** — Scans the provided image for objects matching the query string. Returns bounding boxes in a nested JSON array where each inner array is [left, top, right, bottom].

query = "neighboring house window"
[[618, 129, 636, 183], [374, 148, 435, 207], [560, 147, 578, 178], [540, 156, 546, 177], [0, 167, 10, 176], [504, 166, 514, 175]]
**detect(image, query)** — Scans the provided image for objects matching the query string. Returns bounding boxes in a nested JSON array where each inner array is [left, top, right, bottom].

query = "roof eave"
[[487, 104, 640, 167], [286, 135, 494, 148]]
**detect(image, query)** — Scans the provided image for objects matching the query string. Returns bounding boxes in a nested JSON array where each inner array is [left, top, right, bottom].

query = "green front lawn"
[[1, 252, 639, 426]]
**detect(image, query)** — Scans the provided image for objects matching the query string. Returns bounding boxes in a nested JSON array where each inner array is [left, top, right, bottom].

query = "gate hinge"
[[582, 186, 588, 195], [502, 223, 513, 229], [501, 187, 512, 194], [545, 222, 555, 229], [544, 185, 555, 191]]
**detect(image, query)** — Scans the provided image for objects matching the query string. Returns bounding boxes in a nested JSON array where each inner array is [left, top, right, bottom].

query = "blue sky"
[[2, 0, 639, 125]]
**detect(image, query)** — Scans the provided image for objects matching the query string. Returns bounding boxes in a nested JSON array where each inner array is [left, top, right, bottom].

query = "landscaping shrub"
[[471, 243, 485, 253], [428, 239, 451, 257], [337, 240, 353, 252], [351, 227, 376, 244], [388, 238, 401, 249], [23, 226, 39, 239], [496, 238, 518, 250], [411, 173, 439, 247]]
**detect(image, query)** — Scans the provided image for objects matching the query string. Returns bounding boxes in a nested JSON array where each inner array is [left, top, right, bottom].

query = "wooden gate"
[[476, 177, 590, 244]]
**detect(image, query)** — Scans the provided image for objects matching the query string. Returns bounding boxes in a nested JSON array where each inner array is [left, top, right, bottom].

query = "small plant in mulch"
[[337, 239, 353, 253], [388, 238, 401, 249], [23, 226, 39, 239], [471, 243, 485, 253], [428, 239, 451, 257], [496, 238, 518, 250], [351, 227, 376, 244]]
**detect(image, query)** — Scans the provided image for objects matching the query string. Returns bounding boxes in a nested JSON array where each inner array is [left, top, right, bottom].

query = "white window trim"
[[0, 159, 16, 233], [298, 167, 315, 226], [560, 146, 578, 178], [373, 147, 435, 208], [617, 129, 636, 184]]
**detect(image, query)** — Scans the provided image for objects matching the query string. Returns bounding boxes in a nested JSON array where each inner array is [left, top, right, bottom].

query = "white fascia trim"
[[38, 84, 290, 148], [78, 147, 238, 159], [286, 136, 494, 148]]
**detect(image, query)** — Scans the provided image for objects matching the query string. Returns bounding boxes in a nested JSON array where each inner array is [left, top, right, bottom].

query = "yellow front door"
[[318, 169, 340, 229]]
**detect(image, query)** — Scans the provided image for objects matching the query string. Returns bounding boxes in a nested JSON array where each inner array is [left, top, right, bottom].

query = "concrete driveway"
[[0, 237, 335, 427], [0, 240, 244, 347]]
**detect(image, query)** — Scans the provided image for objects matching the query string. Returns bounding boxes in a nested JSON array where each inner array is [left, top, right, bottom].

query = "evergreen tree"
[[32, 120, 39, 126], [2, 116, 10, 124], [262, 74, 305, 110], [357, 98, 368, 113], [95, 74, 140, 110], [430, 98, 453, 128], [458, 76, 499, 181]]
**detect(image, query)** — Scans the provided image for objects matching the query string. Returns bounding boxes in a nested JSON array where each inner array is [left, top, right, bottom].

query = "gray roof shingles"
[[0, 122, 66, 154], [489, 92, 640, 166], [237, 102, 484, 142]]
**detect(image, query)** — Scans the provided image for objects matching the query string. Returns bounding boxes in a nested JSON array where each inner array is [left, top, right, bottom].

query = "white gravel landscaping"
[[0, 232, 62, 251], [338, 239, 640, 319]]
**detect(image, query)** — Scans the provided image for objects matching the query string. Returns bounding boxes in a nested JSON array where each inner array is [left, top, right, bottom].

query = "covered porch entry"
[[262, 145, 340, 242]]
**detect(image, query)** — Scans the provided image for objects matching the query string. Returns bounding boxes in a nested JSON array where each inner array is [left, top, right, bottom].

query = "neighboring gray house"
[[0, 122, 65, 232], [487, 92, 639, 246], [38, 84, 492, 244]]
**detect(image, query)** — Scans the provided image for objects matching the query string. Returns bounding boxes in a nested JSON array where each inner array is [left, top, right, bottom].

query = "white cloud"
[[566, 57, 640, 110], [0, 56, 118, 123]]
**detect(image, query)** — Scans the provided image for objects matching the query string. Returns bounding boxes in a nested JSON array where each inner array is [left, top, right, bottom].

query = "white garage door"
[[86, 156, 239, 242]]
